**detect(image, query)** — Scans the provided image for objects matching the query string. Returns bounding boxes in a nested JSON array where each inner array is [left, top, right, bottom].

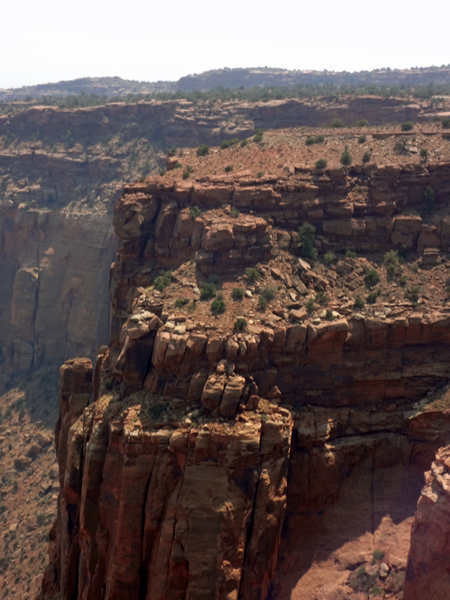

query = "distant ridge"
[[2, 66, 450, 100]]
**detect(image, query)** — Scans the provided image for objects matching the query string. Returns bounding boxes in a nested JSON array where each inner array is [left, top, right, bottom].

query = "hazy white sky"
[[2, 0, 449, 88]]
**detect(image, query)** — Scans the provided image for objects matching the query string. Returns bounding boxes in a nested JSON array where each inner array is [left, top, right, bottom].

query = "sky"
[[2, 0, 449, 89]]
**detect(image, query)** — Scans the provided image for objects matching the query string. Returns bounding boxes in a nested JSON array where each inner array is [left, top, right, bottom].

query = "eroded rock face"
[[404, 446, 450, 600]]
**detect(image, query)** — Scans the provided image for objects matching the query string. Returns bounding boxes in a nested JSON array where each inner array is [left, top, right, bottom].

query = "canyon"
[[0, 93, 450, 599], [35, 122, 450, 600]]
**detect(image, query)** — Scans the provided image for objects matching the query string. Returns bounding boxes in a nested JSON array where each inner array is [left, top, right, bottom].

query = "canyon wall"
[[38, 159, 450, 599]]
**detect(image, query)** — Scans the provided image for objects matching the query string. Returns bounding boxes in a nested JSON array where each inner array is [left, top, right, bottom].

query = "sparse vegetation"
[[256, 171, 264, 178], [306, 298, 315, 312], [240, 139, 248, 147], [245, 267, 261, 283], [315, 158, 327, 170], [258, 295, 268, 311], [365, 269, 380, 287], [211, 298, 226, 314], [220, 138, 238, 149], [323, 251, 335, 266], [175, 297, 189, 308], [340, 145, 352, 166], [189, 206, 202, 219], [401, 121, 414, 131], [231, 287, 245, 301], [358, 134, 367, 144], [225, 165, 233, 172], [424, 185, 435, 212], [420, 148, 428, 161], [315, 291, 329, 305], [366, 292, 377, 304], [325, 309, 334, 321], [354, 296, 365, 310], [154, 271, 172, 291], [298, 223, 318, 260], [200, 283, 217, 300], [346, 249, 357, 258], [230, 207, 240, 218], [355, 119, 369, 127], [234, 317, 247, 330], [372, 549, 386, 564], [196, 144, 209, 156], [405, 286, 420, 303], [331, 118, 345, 128], [442, 118, 450, 129], [362, 151, 372, 163], [253, 129, 264, 143], [260, 285, 277, 301]]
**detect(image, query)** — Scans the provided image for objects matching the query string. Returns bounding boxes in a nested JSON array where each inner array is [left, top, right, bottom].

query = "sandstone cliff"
[[38, 135, 450, 599]]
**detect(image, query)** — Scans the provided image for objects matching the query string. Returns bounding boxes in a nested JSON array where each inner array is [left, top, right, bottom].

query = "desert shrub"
[[225, 165, 233, 172], [315, 134, 325, 142], [325, 309, 334, 321], [159, 169, 166, 176], [234, 317, 247, 330], [196, 144, 209, 156], [168, 148, 177, 156], [384, 250, 399, 265], [323, 251, 335, 266], [354, 295, 365, 310], [175, 297, 189, 308], [424, 185, 435, 212], [231, 287, 245, 301], [182, 170, 190, 179], [240, 139, 248, 147], [349, 567, 378, 594], [298, 223, 318, 260], [245, 267, 261, 283], [220, 138, 238, 149], [315, 158, 327, 170], [331, 118, 345, 128], [315, 291, 329, 305], [258, 295, 268, 311], [189, 206, 202, 219], [405, 286, 420, 303], [230, 207, 240, 218], [211, 298, 226, 314], [306, 298, 315, 312], [149, 403, 165, 420], [256, 170, 264, 178], [420, 148, 428, 161], [253, 129, 264, 143], [366, 292, 377, 304], [442, 118, 450, 129], [355, 119, 369, 127], [372, 549, 386, 563], [305, 136, 315, 146], [363, 151, 372, 163], [63, 129, 75, 149], [154, 271, 172, 291], [370, 585, 384, 596], [358, 134, 367, 144], [401, 121, 414, 131], [399, 275, 407, 287], [173, 161, 182, 169], [346, 249, 357, 258], [365, 269, 380, 286], [260, 285, 277, 301], [200, 283, 217, 300], [340, 145, 352, 166]]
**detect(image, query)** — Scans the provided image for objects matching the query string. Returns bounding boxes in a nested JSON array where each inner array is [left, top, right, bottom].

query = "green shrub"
[[315, 291, 329, 305], [256, 171, 264, 178], [399, 275, 407, 287], [306, 298, 315, 312], [253, 129, 264, 143], [154, 271, 172, 291], [260, 285, 277, 301], [182, 170, 190, 179], [298, 223, 318, 260], [315, 158, 327, 170], [370, 585, 384, 596], [366, 292, 377, 304], [245, 267, 261, 283], [305, 136, 315, 146], [346, 249, 357, 258], [349, 566, 378, 594], [258, 295, 268, 311], [384, 250, 399, 265], [405, 286, 420, 303], [401, 121, 414, 131], [189, 206, 202, 219], [331, 118, 345, 128], [231, 287, 245, 301], [230, 207, 240, 218], [315, 134, 325, 143], [240, 139, 248, 147], [323, 251, 335, 266], [211, 298, 226, 314], [159, 169, 166, 176], [340, 145, 352, 166], [234, 317, 247, 330], [148, 403, 165, 420], [442, 118, 450, 129], [420, 148, 428, 161], [63, 129, 75, 149], [173, 161, 182, 169], [325, 309, 334, 321], [358, 134, 367, 144], [354, 295, 364, 310], [196, 144, 209, 156], [362, 151, 372, 163], [424, 185, 435, 212], [168, 148, 177, 156], [365, 269, 380, 286], [175, 297, 189, 308], [372, 549, 385, 563], [355, 119, 369, 127], [225, 165, 233, 172], [220, 138, 239, 149], [200, 283, 217, 300]]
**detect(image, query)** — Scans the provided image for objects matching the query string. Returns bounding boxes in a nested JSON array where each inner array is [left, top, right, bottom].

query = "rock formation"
[[38, 131, 450, 598]]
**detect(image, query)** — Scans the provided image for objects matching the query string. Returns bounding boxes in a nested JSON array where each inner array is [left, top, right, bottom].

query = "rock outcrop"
[[38, 156, 450, 599], [404, 446, 450, 600]]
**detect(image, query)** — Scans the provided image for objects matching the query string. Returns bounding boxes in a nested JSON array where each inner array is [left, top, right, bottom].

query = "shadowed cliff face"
[[37, 148, 450, 600]]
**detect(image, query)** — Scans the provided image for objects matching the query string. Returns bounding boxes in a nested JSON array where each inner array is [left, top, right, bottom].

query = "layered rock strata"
[[38, 166, 450, 599]]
